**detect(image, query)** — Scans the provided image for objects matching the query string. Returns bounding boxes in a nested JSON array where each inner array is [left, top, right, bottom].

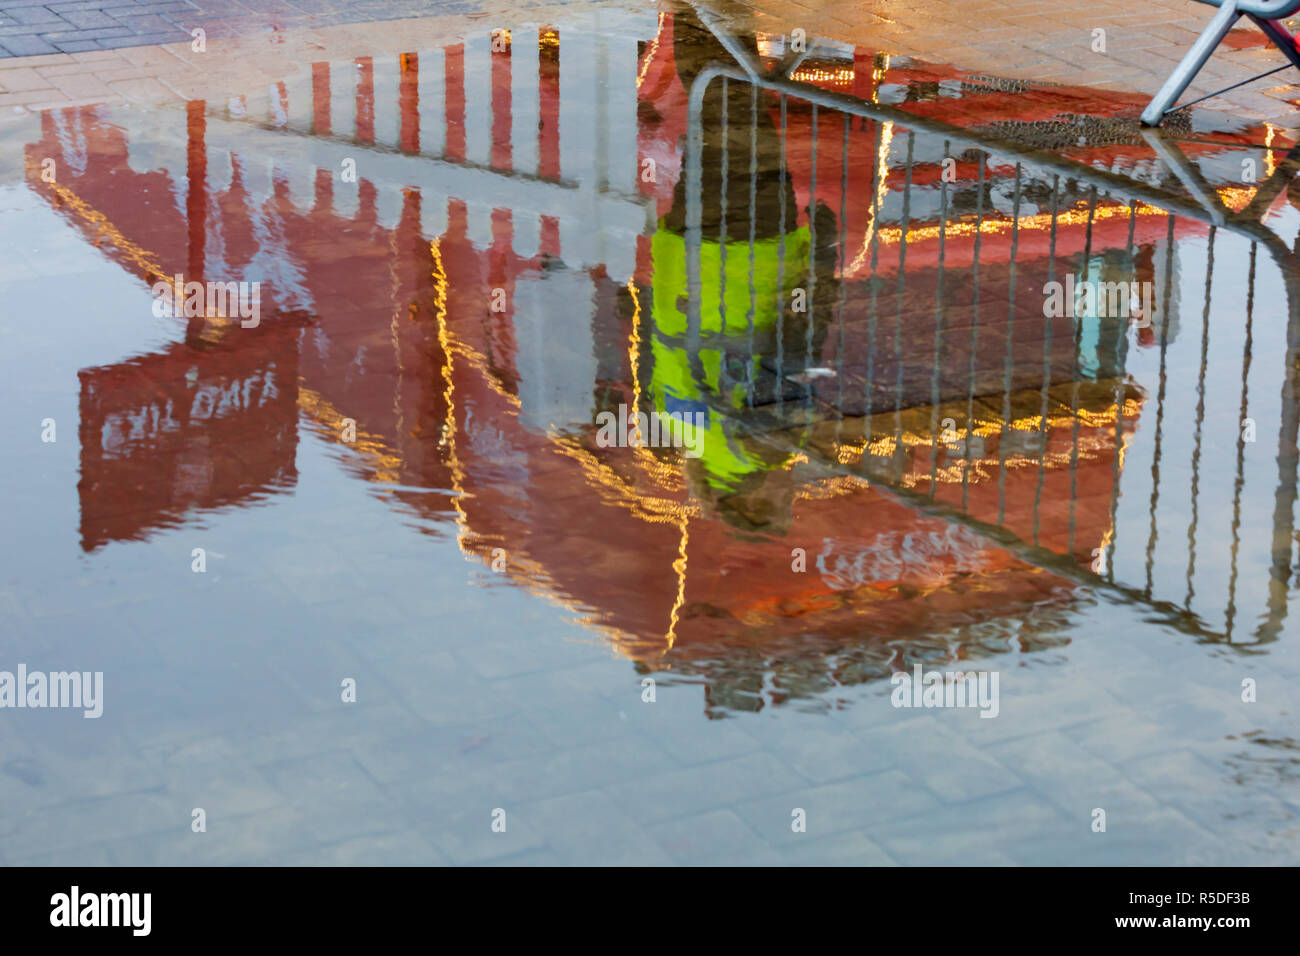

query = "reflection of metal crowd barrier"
[[682, 27, 1300, 647]]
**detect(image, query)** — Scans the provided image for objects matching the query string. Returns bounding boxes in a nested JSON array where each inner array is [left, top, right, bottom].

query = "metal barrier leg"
[[1139, 128, 1228, 224], [1141, 0, 1241, 126]]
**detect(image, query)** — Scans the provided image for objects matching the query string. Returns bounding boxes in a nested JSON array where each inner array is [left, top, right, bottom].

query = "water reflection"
[[18, 8, 1300, 716]]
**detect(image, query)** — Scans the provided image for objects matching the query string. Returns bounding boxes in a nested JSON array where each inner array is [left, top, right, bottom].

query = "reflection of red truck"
[[29, 17, 1176, 701]]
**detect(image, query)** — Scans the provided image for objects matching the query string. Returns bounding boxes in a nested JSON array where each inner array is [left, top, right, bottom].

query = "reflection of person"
[[645, 10, 840, 529]]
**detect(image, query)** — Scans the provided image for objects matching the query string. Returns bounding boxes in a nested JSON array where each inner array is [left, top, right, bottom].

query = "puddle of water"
[[0, 7, 1298, 865]]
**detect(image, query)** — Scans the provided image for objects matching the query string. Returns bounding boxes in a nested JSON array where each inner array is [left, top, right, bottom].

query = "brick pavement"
[[736, 0, 1300, 129], [0, 0, 698, 114], [0, 1, 577, 111], [3, 0, 1300, 127], [0, 0, 486, 58]]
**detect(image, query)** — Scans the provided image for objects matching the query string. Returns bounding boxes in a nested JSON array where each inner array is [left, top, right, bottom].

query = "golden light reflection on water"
[[847, 119, 894, 274], [872, 202, 1168, 250], [298, 386, 404, 483]]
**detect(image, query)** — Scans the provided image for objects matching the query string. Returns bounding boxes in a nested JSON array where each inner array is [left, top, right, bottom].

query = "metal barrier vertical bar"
[[1257, 256, 1300, 645], [894, 132, 914, 445], [1069, 186, 1098, 559], [776, 93, 788, 410], [962, 153, 987, 514], [998, 162, 1023, 528], [719, 76, 729, 350], [1185, 226, 1217, 610], [836, 114, 850, 437], [864, 121, 883, 453], [1105, 202, 1139, 582], [806, 103, 819, 379], [1144, 214, 1177, 597], [746, 82, 758, 406], [1226, 241, 1257, 640], [929, 140, 952, 500]]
